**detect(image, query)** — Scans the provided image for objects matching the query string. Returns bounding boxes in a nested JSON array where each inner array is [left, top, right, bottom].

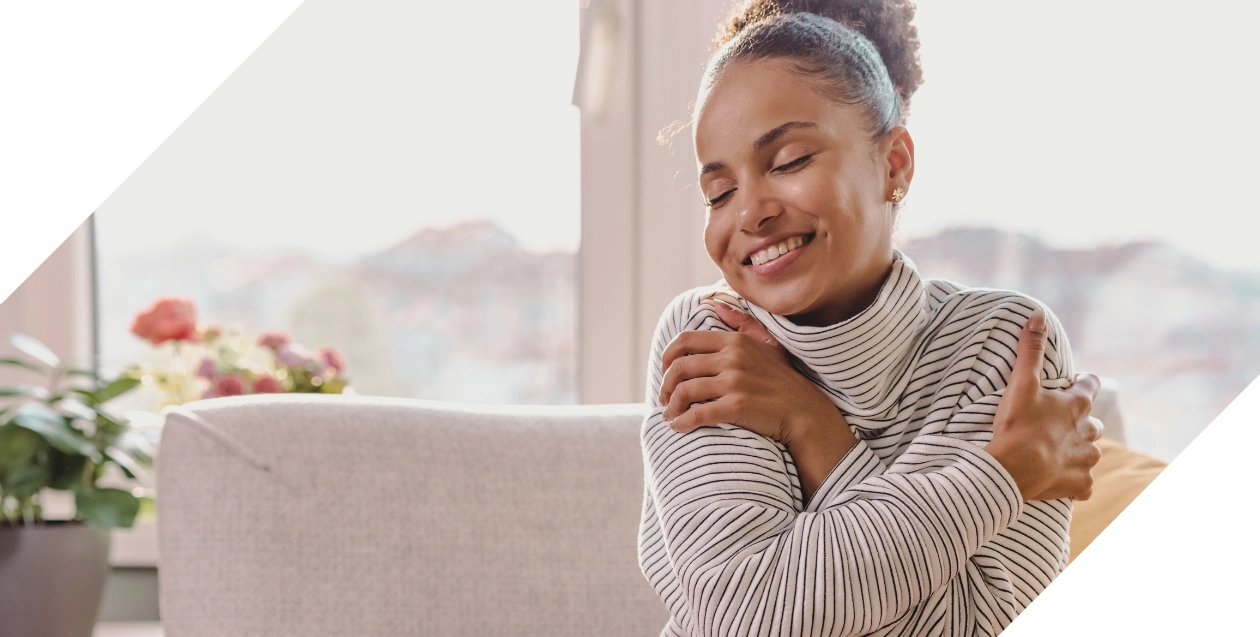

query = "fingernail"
[[1028, 312, 1046, 332]]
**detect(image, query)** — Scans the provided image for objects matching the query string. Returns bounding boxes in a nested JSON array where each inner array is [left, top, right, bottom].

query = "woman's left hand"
[[658, 297, 847, 447]]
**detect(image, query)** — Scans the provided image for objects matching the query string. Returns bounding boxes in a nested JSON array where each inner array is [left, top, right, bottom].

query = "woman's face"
[[694, 58, 914, 326]]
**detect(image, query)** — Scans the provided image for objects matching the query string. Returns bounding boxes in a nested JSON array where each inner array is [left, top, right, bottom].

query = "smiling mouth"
[[745, 233, 814, 267]]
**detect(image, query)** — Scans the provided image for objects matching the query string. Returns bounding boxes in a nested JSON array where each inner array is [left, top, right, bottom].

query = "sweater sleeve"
[[813, 296, 1077, 634], [641, 291, 1027, 637]]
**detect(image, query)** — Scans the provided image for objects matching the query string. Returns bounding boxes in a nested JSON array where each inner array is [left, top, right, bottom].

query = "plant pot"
[[0, 521, 112, 637]]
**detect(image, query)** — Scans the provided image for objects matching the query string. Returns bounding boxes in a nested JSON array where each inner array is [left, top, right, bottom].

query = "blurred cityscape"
[[98, 221, 577, 406], [98, 221, 1260, 462]]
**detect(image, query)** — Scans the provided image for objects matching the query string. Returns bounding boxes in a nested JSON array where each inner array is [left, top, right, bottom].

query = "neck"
[[787, 250, 896, 327]]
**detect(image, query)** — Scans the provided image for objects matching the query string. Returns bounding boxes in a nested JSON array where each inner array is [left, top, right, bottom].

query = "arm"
[[649, 294, 1102, 635], [644, 293, 1025, 636]]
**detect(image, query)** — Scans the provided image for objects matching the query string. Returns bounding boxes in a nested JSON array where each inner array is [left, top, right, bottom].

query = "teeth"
[[750, 236, 807, 266]]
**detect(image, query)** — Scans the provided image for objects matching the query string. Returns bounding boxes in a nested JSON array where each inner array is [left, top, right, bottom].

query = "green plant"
[[0, 334, 151, 528]]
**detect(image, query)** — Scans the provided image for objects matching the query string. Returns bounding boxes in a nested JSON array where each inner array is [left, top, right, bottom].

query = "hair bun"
[[716, 0, 924, 106]]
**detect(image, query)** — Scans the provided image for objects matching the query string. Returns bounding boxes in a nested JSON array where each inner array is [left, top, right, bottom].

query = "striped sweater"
[[638, 250, 1075, 637]]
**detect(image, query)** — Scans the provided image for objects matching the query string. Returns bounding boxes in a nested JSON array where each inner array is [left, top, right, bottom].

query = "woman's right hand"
[[984, 311, 1104, 502]]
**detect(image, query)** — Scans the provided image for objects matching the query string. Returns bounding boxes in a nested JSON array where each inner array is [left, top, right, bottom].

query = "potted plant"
[[0, 333, 150, 637]]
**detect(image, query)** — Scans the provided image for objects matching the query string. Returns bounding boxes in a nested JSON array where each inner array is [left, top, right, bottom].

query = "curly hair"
[[704, 0, 924, 135]]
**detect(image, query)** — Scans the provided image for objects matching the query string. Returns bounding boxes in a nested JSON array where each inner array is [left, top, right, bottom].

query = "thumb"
[[1010, 310, 1048, 394], [708, 298, 780, 348]]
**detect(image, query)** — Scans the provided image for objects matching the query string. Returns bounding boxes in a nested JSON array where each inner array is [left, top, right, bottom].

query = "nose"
[[735, 178, 782, 234]]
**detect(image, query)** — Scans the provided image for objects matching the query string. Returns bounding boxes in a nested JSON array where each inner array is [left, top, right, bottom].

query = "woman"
[[637, 1, 1104, 635]]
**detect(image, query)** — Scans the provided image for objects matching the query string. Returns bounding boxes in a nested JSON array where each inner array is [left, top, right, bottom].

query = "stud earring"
[[890, 188, 905, 203]]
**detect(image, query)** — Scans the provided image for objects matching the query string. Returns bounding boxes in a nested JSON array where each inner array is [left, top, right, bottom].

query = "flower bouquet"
[[127, 297, 351, 408]]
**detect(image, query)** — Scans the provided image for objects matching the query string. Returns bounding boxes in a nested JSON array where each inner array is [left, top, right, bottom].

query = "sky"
[[95, 0, 583, 260], [96, 0, 1260, 271]]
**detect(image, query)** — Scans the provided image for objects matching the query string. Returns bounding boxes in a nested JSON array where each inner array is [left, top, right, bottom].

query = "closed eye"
[[705, 188, 736, 208], [772, 154, 814, 173]]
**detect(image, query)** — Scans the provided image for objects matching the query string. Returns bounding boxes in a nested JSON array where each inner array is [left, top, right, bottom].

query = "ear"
[[882, 125, 915, 201]]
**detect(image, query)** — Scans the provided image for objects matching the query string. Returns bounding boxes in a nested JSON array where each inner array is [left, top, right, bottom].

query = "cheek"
[[703, 210, 730, 265]]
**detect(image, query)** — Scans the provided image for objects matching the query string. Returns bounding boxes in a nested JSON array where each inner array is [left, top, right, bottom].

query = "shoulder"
[[649, 282, 737, 350], [924, 278, 1075, 381]]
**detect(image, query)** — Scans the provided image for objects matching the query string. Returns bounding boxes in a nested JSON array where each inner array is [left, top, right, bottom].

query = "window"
[[575, 0, 1260, 462], [889, 2, 1260, 462], [94, 0, 582, 407]]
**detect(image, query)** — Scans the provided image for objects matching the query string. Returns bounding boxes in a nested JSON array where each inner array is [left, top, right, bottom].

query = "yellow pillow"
[[1068, 437, 1167, 562]]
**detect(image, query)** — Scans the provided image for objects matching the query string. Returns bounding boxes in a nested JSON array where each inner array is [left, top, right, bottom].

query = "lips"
[[742, 232, 814, 266]]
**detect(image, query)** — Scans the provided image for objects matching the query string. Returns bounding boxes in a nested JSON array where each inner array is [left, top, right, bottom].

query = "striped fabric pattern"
[[638, 250, 1075, 637]]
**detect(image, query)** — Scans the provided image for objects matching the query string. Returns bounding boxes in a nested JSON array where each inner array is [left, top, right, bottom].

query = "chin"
[[728, 277, 820, 317]]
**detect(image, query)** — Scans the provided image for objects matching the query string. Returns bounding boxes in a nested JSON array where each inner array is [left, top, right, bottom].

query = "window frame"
[[576, 0, 726, 404]]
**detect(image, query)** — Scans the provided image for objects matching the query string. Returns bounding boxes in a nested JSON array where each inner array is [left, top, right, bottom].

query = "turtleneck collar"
[[742, 250, 931, 424]]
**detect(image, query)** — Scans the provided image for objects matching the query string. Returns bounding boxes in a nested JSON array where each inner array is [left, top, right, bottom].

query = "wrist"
[[984, 437, 1040, 501], [783, 398, 845, 447]]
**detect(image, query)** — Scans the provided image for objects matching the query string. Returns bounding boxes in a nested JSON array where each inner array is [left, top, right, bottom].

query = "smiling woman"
[[637, 1, 1104, 635]]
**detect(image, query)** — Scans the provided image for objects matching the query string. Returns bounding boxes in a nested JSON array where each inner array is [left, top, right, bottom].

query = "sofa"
[[156, 383, 1154, 635]]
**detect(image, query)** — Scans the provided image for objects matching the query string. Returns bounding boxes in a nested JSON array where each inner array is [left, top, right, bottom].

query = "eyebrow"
[[755, 120, 817, 150], [699, 120, 819, 177]]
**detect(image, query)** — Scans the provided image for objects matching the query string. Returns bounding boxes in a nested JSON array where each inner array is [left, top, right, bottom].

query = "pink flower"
[[256, 331, 291, 350], [216, 374, 246, 397], [316, 346, 346, 374], [130, 298, 200, 345], [275, 343, 310, 369], [195, 358, 218, 380], [253, 375, 284, 393]]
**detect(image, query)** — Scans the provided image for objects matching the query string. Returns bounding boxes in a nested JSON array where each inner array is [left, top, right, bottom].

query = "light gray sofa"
[[157, 384, 1127, 635], [156, 394, 668, 636]]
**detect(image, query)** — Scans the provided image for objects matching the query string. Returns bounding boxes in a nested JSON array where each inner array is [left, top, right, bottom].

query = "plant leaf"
[[9, 334, 60, 368], [76, 487, 141, 528], [47, 448, 88, 490], [58, 398, 99, 422], [3, 465, 51, 499], [95, 376, 141, 404], [70, 387, 100, 404], [13, 403, 101, 462], [95, 412, 125, 439], [0, 423, 43, 472], [63, 368, 100, 379], [112, 432, 154, 466], [104, 446, 147, 480], [0, 385, 51, 401], [0, 357, 45, 374]]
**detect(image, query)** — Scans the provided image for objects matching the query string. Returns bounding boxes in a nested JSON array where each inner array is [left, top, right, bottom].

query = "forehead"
[[694, 58, 861, 160]]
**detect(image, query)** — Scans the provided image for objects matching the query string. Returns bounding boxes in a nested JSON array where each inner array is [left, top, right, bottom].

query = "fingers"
[[1009, 310, 1048, 395], [663, 376, 726, 421], [659, 352, 724, 405], [708, 299, 781, 349], [661, 330, 735, 374], [669, 395, 735, 433], [1085, 416, 1105, 442], [1071, 372, 1102, 400]]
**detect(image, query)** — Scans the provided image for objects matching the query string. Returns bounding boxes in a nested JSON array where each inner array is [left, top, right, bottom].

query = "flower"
[[256, 331, 291, 350], [130, 298, 200, 345], [316, 346, 346, 375], [275, 343, 311, 369], [253, 375, 283, 393], [195, 358, 218, 380], [215, 374, 246, 397]]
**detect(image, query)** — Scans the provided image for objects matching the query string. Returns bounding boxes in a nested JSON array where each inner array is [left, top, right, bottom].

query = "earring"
[[890, 188, 905, 203]]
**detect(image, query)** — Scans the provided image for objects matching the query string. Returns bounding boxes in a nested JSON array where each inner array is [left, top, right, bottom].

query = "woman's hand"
[[659, 297, 844, 445], [659, 296, 856, 500], [984, 311, 1104, 502]]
